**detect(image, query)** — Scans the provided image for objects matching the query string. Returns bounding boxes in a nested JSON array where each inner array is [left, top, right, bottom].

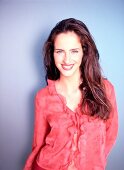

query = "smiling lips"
[[61, 64, 74, 70]]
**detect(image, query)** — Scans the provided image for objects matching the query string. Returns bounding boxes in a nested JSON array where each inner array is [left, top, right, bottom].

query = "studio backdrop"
[[0, 0, 124, 170]]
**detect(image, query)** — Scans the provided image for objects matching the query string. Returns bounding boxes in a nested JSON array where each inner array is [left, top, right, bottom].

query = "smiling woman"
[[24, 18, 118, 170], [53, 31, 83, 78]]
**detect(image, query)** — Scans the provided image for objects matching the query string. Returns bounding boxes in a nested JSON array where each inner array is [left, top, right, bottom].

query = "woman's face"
[[53, 31, 83, 78]]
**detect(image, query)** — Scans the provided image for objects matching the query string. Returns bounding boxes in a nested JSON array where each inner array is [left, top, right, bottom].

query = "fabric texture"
[[24, 79, 118, 170], [33, 160, 46, 170]]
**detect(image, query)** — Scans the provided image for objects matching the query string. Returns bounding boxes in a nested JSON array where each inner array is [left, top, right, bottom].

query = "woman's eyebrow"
[[70, 48, 80, 50], [54, 48, 80, 50], [54, 49, 63, 50]]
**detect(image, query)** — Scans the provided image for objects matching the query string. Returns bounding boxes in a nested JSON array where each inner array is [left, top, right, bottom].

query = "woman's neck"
[[56, 74, 82, 95]]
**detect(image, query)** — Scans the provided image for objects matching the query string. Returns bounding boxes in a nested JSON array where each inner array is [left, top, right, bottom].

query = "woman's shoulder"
[[36, 85, 49, 98], [36, 79, 56, 97], [34, 85, 50, 108], [102, 78, 114, 90], [102, 78, 115, 98]]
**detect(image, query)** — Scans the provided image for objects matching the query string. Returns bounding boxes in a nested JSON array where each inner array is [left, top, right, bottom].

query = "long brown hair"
[[43, 18, 111, 119]]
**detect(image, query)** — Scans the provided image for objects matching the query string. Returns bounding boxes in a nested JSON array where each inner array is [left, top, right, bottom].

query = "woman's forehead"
[[54, 31, 81, 49]]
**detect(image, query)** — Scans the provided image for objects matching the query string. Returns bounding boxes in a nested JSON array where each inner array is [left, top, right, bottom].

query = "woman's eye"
[[71, 50, 78, 54], [56, 50, 63, 54], [57, 51, 62, 53]]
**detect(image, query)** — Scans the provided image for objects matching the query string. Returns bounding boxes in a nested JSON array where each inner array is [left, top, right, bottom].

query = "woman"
[[24, 18, 118, 170]]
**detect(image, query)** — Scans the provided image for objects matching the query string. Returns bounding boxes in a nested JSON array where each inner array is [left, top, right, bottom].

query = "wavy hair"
[[43, 18, 111, 119]]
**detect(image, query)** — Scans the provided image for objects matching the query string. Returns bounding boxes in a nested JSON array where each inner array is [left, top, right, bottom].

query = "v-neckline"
[[52, 80, 82, 114]]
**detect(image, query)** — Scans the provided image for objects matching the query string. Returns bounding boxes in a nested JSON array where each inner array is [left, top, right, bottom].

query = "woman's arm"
[[105, 81, 118, 158], [24, 90, 49, 170]]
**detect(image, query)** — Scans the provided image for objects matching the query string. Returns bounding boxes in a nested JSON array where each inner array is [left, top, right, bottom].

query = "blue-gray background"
[[0, 0, 124, 170]]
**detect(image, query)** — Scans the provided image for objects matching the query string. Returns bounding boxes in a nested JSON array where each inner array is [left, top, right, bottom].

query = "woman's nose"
[[63, 52, 71, 63]]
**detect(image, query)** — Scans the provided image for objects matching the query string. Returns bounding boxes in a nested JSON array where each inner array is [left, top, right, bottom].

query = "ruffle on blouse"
[[35, 80, 106, 170], [24, 79, 118, 170]]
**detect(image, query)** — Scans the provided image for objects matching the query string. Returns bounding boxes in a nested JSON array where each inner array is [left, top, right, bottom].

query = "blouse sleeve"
[[105, 81, 118, 158], [23, 90, 49, 170]]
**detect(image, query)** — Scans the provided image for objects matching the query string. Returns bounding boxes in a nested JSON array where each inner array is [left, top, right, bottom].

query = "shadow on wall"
[[20, 29, 48, 169]]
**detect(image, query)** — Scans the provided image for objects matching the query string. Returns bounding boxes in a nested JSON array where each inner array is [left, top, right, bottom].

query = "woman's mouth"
[[61, 64, 74, 70]]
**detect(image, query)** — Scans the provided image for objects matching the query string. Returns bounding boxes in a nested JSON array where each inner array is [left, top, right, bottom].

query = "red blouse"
[[24, 79, 118, 170]]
